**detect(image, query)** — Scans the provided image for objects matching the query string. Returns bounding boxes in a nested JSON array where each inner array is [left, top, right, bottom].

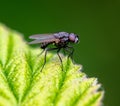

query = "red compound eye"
[[69, 33, 76, 42]]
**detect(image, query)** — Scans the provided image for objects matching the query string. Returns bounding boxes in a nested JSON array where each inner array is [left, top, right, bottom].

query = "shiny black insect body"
[[29, 32, 79, 71]]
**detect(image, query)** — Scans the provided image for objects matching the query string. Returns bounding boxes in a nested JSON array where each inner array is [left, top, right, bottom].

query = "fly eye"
[[69, 33, 76, 42]]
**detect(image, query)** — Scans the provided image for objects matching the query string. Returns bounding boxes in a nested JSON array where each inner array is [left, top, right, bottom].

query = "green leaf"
[[0, 24, 104, 106]]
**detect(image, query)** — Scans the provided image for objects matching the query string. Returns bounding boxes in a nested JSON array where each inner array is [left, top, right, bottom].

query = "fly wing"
[[29, 39, 58, 44], [29, 33, 60, 44], [29, 34, 53, 39]]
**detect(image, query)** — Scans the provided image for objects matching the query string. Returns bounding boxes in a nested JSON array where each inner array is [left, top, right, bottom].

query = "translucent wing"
[[29, 34, 59, 44], [29, 34, 53, 39], [29, 39, 60, 44]]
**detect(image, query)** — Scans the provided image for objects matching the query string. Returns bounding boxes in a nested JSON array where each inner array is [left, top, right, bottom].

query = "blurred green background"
[[0, 1, 120, 106]]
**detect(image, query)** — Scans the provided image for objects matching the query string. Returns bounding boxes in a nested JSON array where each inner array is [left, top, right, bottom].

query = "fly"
[[29, 32, 79, 71]]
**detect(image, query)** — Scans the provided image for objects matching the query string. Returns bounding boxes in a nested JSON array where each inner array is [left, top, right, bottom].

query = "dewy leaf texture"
[[0, 24, 104, 106]]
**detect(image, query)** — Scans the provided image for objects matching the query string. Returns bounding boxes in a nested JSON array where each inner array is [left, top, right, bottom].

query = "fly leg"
[[37, 44, 46, 57], [64, 46, 74, 63], [41, 47, 58, 72], [57, 49, 63, 71], [37, 49, 45, 57]]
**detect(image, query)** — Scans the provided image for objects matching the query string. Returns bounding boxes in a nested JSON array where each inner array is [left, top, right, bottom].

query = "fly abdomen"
[[41, 42, 50, 49]]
